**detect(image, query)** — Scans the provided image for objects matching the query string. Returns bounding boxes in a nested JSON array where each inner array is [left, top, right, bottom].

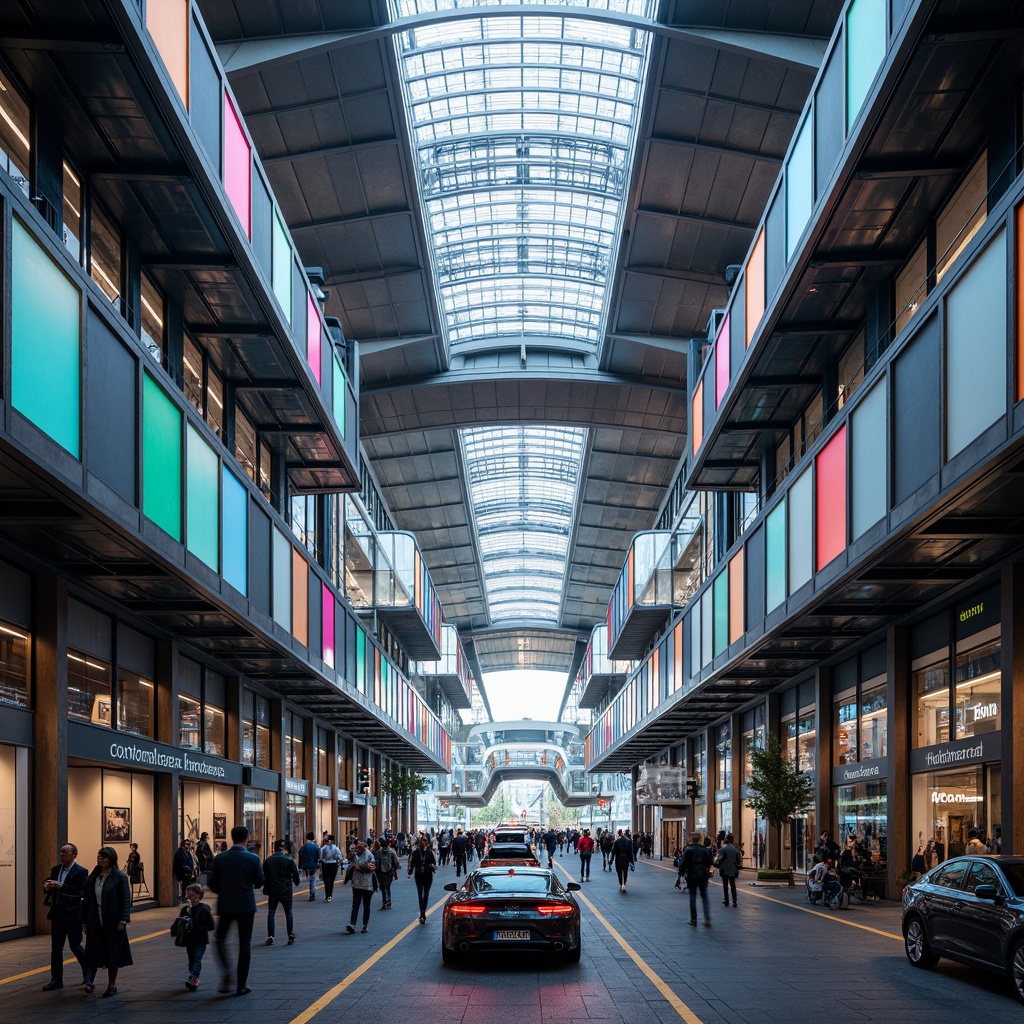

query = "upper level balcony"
[[607, 532, 673, 661], [373, 532, 443, 661], [686, 0, 1005, 496], [571, 625, 630, 710], [412, 624, 474, 709]]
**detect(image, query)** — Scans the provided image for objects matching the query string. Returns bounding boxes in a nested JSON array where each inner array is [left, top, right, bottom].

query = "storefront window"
[[715, 730, 731, 791], [955, 638, 1000, 739], [834, 689, 858, 764], [68, 650, 112, 725], [835, 780, 887, 865], [243, 787, 273, 858], [860, 679, 887, 759], [286, 794, 307, 850], [0, 622, 28, 707], [286, 729, 303, 778], [179, 693, 201, 749], [204, 704, 225, 757], [913, 655, 950, 747], [117, 674, 154, 737], [316, 736, 329, 786], [797, 711, 815, 771], [912, 767, 988, 862]]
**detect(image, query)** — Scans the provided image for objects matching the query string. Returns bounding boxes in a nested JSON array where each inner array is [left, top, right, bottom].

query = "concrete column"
[[887, 625, 910, 901], [154, 639, 178, 907], [814, 665, 833, 835], [1001, 563, 1024, 854], [33, 576, 68, 933]]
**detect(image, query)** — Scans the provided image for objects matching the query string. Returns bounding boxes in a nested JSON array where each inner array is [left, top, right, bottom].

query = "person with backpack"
[[173, 882, 215, 991], [373, 839, 400, 910], [680, 831, 714, 926], [298, 832, 320, 901], [599, 829, 614, 871]]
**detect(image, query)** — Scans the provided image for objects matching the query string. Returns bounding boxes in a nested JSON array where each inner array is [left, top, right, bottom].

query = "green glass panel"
[[11, 219, 81, 456], [143, 374, 182, 540], [332, 353, 347, 439], [846, 0, 887, 131], [272, 211, 292, 320], [186, 424, 219, 570], [785, 115, 813, 261], [765, 503, 787, 611], [356, 627, 366, 693], [713, 572, 729, 657]]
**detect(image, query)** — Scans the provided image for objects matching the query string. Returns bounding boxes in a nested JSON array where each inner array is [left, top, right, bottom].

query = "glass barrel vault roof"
[[389, 0, 654, 626]]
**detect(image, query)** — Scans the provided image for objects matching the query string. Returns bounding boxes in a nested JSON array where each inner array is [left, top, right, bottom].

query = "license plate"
[[495, 930, 530, 940]]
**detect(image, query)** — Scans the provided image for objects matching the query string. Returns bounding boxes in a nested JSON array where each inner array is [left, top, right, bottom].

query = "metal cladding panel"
[[893, 313, 940, 505], [851, 378, 887, 539]]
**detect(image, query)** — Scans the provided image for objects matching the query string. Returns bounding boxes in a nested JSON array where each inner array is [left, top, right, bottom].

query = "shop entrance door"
[[663, 819, 685, 860]]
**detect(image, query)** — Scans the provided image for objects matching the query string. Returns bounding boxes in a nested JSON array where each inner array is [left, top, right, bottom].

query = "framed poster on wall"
[[104, 806, 130, 843], [213, 812, 227, 841]]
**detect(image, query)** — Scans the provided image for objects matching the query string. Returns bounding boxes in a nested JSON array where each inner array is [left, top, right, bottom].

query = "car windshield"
[[473, 873, 552, 894], [998, 862, 1024, 897]]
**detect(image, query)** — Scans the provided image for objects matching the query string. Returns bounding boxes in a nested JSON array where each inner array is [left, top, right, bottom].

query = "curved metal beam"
[[217, 8, 827, 76]]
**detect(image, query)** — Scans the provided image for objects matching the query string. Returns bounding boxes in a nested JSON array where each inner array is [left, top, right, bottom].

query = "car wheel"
[[562, 941, 581, 964], [1009, 938, 1024, 1002], [904, 915, 938, 969], [441, 943, 461, 965]]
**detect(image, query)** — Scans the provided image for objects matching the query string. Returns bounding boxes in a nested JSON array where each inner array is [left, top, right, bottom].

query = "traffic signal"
[[686, 776, 700, 799], [597, 798, 606, 809], [357, 764, 371, 793]]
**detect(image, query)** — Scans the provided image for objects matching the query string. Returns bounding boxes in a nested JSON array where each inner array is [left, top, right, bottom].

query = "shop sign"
[[931, 791, 984, 804], [910, 731, 999, 774], [69, 721, 243, 783], [714, 788, 731, 803], [285, 777, 309, 796], [315, 785, 332, 799], [337, 788, 352, 803], [832, 757, 886, 786]]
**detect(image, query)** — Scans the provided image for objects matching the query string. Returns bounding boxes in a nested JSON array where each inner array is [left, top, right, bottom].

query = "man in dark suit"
[[41, 843, 88, 991], [208, 824, 263, 997]]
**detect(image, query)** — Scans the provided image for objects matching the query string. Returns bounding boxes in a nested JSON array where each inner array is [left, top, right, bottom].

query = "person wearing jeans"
[[577, 829, 595, 881], [680, 832, 713, 926], [319, 835, 343, 902], [407, 836, 437, 924], [262, 840, 299, 945], [346, 840, 376, 933], [298, 833, 320, 901]]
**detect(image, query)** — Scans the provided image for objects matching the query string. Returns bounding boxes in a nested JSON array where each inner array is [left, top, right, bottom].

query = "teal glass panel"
[[946, 230, 1007, 459], [787, 468, 813, 594], [356, 627, 367, 693], [142, 374, 182, 540], [785, 115, 813, 262], [11, 219, 81, 456], [846, 0, 887, 131], [272, 527, 291, 630], [713, 572, 729, 657], [272, 211, 292, 321], [765, 503, 786, 611], [851, 378, 887, 538], [186, 424, 219, 570], [332, 353, 347, 439], [222, 466, 248, 595]]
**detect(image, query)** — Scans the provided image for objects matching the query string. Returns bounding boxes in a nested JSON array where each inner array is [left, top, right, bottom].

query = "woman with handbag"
[[82, 847, 132, 997], [407, 834, 437, 924]]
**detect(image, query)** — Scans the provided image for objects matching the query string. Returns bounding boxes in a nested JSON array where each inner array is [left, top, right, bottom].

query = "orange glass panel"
[[745, 227, 766, 347], [291, 548, 308, 646], [691, 380, 704, 456], [146, 0, 189, 107], [1017, 204, 1024, 402], [728, 549, 744, 644]]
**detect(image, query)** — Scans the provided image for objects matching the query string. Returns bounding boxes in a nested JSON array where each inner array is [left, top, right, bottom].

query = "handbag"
[[170, 909, 193, 947]]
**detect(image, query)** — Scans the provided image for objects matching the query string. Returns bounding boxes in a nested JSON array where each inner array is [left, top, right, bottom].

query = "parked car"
[[902, 855, 1024, 1001], [441, 866, 582, 965], [478, 842, 541, 868]]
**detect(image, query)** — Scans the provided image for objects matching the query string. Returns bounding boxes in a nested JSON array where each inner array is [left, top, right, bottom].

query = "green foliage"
[[378, 765, 429, 802], [745, 732, 814, 869]]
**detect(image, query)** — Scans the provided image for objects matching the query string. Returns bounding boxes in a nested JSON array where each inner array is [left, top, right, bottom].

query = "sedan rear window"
[[473, 873, 552, 893]]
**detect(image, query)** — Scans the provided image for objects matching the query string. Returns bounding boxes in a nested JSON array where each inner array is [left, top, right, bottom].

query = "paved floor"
[[2, 854, 1020, 1022]]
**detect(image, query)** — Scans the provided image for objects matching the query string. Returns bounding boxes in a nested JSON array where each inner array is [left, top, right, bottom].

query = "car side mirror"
[[565, 882, 582, 891], [443, 882, 457, 891], [973, 884, 1000, 901]]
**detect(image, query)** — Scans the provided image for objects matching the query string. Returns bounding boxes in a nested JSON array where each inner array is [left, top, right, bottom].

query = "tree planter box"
[[755, 869, 795, 887]]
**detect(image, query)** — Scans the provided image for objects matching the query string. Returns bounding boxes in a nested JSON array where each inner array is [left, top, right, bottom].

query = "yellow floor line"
[[555, 863, 704, 1024]]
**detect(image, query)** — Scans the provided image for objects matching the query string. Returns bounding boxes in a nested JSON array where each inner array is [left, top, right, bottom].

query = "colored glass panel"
[[785, 114, 813, 262], [745, 228, 765, 347], [333, 353, 347, 438], [788, 469, 813, 593], [146, 0, 188, 107], [222, 467, 248, 594], [356, 626, 367, 693], [946, 231, 1007, 459], [1018, 204, 1024, 403], [728, 549, 744, 644], [713, 572, 728, 658], [272, 527, 291, 631], [701, 591, 713, 668], [715, 314, 730, 409], [851, 379, 887, 538], [292, 548, 308, 646], [186, 424, 219, 570], [322, 583, 335, 669], [846, 0, 887, 131], [765, 503, 786, 611], [142, 374, 181, 540], [815, 425, 847, 571], [272, 212, 292, 320], [691, 380, 704, 456], [306, 292, 322, 387], [223, 93, 251, 239], [11, 220, 80, 456]]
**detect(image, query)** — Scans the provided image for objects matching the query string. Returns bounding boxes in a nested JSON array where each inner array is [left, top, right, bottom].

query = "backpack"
[[170, 908, 193, 947]]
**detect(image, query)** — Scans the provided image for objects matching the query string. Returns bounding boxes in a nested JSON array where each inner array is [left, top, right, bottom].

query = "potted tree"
[[745, 732, 814, 885], [379, 765, 429, 834]]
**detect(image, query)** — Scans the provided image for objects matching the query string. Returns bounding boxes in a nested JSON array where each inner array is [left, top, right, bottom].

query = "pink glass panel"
[[322, 582, 335, 669], [815, 424, 847, 571], [307, 293, 322, 386], [715, 313, 731, 408], [223, 95, 251, 239]]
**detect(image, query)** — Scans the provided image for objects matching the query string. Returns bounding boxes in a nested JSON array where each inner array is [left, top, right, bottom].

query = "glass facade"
[[835, 780, 887, 865], [67, 650, 112, 725]]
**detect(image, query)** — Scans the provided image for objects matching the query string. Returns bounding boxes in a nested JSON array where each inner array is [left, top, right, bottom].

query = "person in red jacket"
[[577, 829, 596, 882]]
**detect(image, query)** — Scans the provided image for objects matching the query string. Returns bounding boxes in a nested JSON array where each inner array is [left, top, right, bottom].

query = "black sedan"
[[478, 842, 541, 868], [902, 855, 1024, 1000], [441, 867, 582, 965]]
